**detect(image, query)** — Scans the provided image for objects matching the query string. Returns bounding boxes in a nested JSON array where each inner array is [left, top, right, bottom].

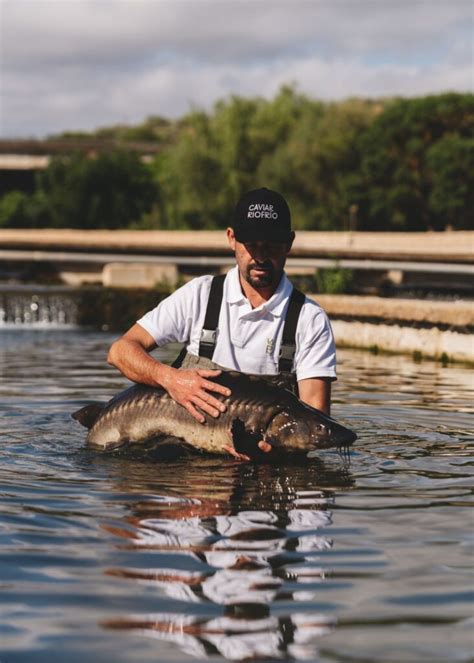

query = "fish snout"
[[310, 421, 357, 449], [330, 424, 357, 448]]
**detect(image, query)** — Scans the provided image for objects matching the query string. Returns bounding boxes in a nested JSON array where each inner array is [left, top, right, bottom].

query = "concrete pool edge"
[[309, 294, 474, 364]]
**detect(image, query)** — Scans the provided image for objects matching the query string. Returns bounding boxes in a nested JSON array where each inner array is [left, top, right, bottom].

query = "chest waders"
[[172, 274, 305, 394]]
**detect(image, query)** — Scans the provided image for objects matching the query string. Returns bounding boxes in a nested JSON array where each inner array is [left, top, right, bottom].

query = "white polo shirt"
[[137, 266, 337, 381]]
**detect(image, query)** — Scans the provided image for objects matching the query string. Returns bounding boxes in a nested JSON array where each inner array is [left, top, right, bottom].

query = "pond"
[[0, 329, 473, 663]]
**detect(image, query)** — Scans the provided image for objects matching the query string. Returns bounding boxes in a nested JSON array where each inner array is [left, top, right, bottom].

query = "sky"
[[1, 0, 473, 138]]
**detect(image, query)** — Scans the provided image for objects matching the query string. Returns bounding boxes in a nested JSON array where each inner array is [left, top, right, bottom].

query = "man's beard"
[[244, 261, 275, 289]]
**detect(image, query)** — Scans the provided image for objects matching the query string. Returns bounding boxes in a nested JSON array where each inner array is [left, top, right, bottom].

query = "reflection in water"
[[102, 461, 352, 660], [106, 610, 333, 660]]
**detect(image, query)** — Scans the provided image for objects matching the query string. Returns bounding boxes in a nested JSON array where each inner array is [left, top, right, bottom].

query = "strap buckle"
[[200, 329, 217, 345]]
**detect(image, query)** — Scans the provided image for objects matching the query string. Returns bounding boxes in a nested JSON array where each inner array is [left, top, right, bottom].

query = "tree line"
[[1, 89, 472, 232]]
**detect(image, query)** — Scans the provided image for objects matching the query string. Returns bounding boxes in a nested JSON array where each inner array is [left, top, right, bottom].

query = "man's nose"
[[253, 245, 269, 261]]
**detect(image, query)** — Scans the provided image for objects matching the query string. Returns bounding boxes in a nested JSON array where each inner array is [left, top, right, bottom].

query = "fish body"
[[73, 371, 356, 456]]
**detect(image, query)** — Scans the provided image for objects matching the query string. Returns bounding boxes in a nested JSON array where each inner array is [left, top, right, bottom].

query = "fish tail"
[[72, 403, 104, 429]]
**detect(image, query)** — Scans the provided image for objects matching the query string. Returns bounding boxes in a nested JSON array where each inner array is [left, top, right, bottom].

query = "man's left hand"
[[222, 439, 273, 462]]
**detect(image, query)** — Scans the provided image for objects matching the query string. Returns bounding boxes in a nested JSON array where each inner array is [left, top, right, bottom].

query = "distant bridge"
[[0, 139, 162, 170]]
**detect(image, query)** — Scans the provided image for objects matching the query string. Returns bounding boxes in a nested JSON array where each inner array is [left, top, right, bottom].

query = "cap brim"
[[233, 227, 293, 243]]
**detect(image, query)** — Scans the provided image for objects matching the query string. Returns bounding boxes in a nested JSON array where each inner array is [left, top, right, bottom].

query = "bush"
[[315, 267, 354, 294], [0, 151, 159, 230]]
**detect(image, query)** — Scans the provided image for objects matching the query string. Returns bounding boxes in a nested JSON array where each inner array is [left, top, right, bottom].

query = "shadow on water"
[[86, 453, 354, 660]]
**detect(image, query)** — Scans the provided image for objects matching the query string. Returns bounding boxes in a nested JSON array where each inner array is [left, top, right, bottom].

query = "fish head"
[[264, 410, 313, 452], [264, 406, 357, 453], [304, 406, 357, 450]]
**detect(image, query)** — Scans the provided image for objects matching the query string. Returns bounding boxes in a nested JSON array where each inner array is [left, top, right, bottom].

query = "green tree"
[[154, 110, 228, 229], [37, 150, 157, 229], [3, 90, 473, 232], [426, 135, 474, 230], [0, 189, 50, 228], [258, 98, 376, 230], [359, 93, 474, 230], [0, 191, 28, 227], [151, 87, 316, 229]]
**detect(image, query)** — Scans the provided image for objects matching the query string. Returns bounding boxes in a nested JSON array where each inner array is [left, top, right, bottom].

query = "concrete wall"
[[311, 294, 473, 363], [0, 229, 472, 260], [102, 262, 178, 289]]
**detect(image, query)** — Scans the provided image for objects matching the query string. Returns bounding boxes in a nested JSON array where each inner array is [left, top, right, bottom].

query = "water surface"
[[0, 330, 473, 662]]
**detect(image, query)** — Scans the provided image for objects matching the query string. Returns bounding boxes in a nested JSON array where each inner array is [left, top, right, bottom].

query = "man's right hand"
[[161, 367, 231, 424], [107, 325, 232, 425]]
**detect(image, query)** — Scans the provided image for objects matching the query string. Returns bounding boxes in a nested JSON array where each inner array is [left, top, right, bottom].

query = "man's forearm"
[[107, 336, 230, 424], [107, 338, 172, 387]]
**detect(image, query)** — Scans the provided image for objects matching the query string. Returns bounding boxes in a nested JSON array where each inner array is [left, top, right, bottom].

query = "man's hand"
[[222, 444, 251, 462], [107, 325, 232, 425], [222, 439, 273, 462], [161, 367, 231, 424]]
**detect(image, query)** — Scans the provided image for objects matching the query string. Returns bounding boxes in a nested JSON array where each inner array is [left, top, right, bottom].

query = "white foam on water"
[[0, 289, 79, 328]]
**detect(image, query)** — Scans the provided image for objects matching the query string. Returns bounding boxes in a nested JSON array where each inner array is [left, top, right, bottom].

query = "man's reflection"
[[101, 458, 352, 660]]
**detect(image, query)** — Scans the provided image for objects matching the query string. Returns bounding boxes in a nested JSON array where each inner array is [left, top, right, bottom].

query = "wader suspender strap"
[[198, 274, 226, 359], [278, 288, 305, 374]]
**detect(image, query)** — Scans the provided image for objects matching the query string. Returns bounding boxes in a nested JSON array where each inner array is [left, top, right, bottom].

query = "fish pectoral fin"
[[72, 403, 104, 429], [149, 435, 199, 460], [153, 434, 192, 448], [230, 418, 264, 457]]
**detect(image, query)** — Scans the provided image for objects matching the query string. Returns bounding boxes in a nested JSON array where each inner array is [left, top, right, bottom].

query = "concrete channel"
[[0, 229, 472, 363], [312, 295, 473, 364]]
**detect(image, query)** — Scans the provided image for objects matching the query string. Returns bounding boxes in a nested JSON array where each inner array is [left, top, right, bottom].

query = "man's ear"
[[226, 227, 236, 250]]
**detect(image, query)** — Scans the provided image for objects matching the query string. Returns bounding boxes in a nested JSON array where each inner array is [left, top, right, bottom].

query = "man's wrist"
[[155, 363, 175, 390]]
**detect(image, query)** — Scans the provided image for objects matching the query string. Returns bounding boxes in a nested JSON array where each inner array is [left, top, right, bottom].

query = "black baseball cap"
[[232, 187, 293, 243]]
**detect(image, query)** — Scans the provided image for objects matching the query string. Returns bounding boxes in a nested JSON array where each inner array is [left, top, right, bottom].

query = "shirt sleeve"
[[294, 300, 337, 382], [136, 276, 211, 346]]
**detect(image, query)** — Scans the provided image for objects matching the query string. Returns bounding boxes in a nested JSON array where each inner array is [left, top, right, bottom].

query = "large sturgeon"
[[73, 371, 356, 458]]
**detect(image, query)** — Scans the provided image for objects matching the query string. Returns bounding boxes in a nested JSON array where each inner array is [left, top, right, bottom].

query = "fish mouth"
[[344, 429, 357, 445], [310, 425, 357, 450], [329, 428, 357, 449]]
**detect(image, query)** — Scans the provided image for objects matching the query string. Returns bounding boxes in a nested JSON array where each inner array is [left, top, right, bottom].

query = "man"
[[108, 188, 336, 459]]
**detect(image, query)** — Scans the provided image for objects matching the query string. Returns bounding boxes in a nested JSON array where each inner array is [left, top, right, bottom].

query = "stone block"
[[102, 262, 178, 289]]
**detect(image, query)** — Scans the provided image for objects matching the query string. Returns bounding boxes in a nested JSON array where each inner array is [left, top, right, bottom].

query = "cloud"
[[4, 0, 472, 66], [1, 0, 472, 137]]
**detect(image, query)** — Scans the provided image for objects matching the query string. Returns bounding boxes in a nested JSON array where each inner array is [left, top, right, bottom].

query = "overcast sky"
[[1, 0, 473, 138]]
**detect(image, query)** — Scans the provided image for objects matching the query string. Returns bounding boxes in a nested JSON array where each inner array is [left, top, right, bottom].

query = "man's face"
[[227, 228, 294, 291]]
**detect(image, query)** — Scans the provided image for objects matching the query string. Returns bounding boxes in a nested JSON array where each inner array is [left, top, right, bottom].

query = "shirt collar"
[[226, 266, 293, 317]]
